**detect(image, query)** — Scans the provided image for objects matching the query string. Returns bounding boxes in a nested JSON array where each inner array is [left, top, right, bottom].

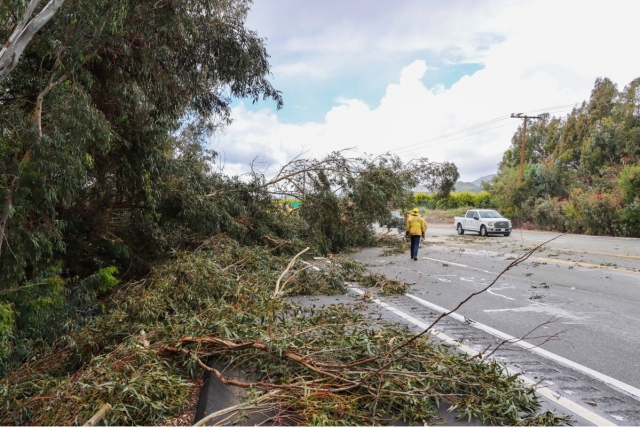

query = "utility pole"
[[511, 113, 542, 185]]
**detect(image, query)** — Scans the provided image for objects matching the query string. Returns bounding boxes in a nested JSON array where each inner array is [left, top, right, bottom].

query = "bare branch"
[[192, 390, 280, 427], [273, 247, 309, 297], [83, 403, 111, 427], [354, 234, 565, 382], [0, 281, 48, 296]]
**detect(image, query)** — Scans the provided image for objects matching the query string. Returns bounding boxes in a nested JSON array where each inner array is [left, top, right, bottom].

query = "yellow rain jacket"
[[406, 214, 427, 236]]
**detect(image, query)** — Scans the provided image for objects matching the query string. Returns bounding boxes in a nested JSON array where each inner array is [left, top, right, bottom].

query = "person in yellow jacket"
[[406, 208, 427, 260]]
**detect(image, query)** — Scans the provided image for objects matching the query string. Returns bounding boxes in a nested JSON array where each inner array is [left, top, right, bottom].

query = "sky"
[[211, 0, 640, 182]]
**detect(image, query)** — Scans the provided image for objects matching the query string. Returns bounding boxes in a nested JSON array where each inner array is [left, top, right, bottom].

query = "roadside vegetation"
[[412, 76, 640, 237], [414, 191, 495, 211], [485, 77, 640, 237]]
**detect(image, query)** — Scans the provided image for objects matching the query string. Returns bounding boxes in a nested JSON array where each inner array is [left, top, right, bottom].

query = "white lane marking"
[[422, 257, 468, 267], [421, 257, 542, 281], [483, 303, 585, 321], [437, 278, 452, 283], [487, 289, 516, 300], [405, 293, 640, 401], [348, 286, 615, 426], [460, 277, 476, 282]]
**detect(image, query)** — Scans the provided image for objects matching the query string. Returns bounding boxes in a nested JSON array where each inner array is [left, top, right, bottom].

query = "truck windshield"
[[479, 210, 503, 218]]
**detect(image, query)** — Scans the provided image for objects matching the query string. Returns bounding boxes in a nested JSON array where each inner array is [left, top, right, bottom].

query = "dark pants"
[[410, 235, 421, 258]]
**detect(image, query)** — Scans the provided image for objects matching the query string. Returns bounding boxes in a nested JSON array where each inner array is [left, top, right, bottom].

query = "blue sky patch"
[[231, 58, 484, 124]]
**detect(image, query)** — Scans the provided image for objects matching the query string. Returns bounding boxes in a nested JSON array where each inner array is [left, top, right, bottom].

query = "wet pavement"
[[195, 225, 640, 425]]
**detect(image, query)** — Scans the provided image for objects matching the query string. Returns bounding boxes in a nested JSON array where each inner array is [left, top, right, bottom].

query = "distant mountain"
[[453, 174, 496, 193], [414, 174, 496, 194], [471, 174, 496, 186], [454, 181, 479, 192]]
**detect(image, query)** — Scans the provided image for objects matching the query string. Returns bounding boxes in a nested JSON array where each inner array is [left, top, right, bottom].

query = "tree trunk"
[[0, 0, 66, 82], [0, 190, 11, 256]]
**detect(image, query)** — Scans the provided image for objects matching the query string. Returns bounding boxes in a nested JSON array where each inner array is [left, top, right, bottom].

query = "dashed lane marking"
[[422, 257, 468, 267], [348, 286, 615, 426], [487, 289, 516, 300], [421, 256, 522, 280]]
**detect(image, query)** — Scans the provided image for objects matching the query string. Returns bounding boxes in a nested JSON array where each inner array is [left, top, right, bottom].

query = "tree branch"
[[273, 247, 309, 297], [0, 0, 66, 82], [0, 281, 48, 296], [0, 190, 11, 257]]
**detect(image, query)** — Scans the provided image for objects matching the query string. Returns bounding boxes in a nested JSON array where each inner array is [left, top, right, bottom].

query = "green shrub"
[[614, 199, 640, 237], [532, 198, 567, 231], [565, 188, 622, 235], [414, 193, 435, 208], [0, 302, 15, 358], [474, 192, 495, 208], [619, 165, 640, 202], [422, 191, 495, 210], [452, 192, 477, 208]]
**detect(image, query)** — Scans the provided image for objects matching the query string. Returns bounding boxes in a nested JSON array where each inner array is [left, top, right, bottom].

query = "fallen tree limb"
[[172, 336, 360, 388], [192, 390, 280, 427], [83, 403, 111, 426], [273, 247, 309, 297]]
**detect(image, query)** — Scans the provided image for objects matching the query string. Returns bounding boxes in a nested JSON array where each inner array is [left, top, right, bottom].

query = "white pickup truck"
[[453, 209, 512, 237]]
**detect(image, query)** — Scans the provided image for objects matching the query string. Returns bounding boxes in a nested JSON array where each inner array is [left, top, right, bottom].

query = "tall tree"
[[0, 0, 281, 324]]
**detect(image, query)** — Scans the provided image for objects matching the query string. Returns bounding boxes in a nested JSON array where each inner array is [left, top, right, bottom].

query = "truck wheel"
[[503, 232, 511, 237], [457, 223, 465, 235], [479, 225, 487, 237]]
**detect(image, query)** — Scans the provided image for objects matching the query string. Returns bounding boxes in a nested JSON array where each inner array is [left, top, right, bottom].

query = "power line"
[[392, 122, 513, 156], [384, 116, 510, 154], [520, 103, 578, 114], [379, 103, 578, 156]]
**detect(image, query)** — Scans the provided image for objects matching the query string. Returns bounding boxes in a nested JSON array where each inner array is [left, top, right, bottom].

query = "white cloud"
[[216, 0, 640, 181]]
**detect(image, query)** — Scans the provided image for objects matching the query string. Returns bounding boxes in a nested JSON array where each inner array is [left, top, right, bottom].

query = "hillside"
[[416, 174, 495, 194], [452, 174, 495, 193]]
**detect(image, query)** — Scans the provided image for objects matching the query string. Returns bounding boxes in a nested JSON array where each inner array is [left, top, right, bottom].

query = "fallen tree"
[[0, 236, 569, 425]]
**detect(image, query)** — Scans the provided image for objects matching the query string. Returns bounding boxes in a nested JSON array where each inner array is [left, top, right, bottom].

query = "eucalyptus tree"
[[0, 0, 281, 354], [0, 0, 66, 82]]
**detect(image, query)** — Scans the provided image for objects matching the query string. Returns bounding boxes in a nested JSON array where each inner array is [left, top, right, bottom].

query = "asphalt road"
[[196, 225, 640, 425], [362, 224, 640, 389]]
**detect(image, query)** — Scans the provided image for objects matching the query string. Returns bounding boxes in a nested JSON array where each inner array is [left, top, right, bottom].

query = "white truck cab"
[[453, 209, 512, 237]]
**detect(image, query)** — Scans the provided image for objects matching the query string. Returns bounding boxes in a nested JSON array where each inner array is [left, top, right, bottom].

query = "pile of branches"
[[358, 272, 413, 296], [0, 236, 568, 425], [374, 233, 410, 257]]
